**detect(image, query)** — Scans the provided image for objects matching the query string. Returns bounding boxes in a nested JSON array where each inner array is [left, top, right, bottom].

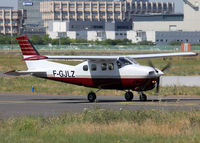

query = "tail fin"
[[16, 35, 48, 70], [16, 35, 40, 56]]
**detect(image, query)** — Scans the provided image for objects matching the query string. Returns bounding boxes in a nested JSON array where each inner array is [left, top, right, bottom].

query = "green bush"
[[30, 35, 44, 45], [0, 35, 18, 44], [168, 41, 182, 46], [137, 40, 155, 45]]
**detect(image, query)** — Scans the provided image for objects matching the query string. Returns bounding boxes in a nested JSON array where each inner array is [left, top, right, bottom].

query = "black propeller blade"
[[148, 60, 154, 68], [148, 60, 158, 73], [156, 77, 160, 95], [161, 62, 171, 72], [148, 60, 171, 96]]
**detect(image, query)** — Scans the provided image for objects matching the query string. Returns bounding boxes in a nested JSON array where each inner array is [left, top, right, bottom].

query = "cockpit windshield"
[[117, 57, 139, 65], [126, 57, 139, 64], [118, 57, 132, 65]]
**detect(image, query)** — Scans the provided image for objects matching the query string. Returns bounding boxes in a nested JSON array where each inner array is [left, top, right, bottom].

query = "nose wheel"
[[139, 92, 147, 101], [124, 91, 134, 101], [88, 92, 96, 102]]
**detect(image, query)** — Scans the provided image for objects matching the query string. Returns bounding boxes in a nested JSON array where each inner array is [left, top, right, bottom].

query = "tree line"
[[0, 35, 155, 45]]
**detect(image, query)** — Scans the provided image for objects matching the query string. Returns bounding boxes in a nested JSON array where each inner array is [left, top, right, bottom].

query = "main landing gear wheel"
[[139, 93, 147, 101], [88, 92, 96, 102], [125, 91, 134, 101]]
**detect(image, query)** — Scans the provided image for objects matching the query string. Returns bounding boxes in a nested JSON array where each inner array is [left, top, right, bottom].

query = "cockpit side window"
[[91, 64, 97, 71], [101, 63, 107, 71], [116, 61, 121, 68], [108, 63, 114, 70], [83, 65, 88, 71]]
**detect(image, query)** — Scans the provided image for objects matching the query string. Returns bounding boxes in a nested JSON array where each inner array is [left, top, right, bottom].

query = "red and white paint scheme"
[[6, 35, 197, 102]]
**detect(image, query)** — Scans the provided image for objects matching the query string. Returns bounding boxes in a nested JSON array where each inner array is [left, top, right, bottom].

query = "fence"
[[1, 44, 200, 51]]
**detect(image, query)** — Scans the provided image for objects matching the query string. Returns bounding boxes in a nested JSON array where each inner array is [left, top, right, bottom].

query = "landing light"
[[152, 80, 157, 84]]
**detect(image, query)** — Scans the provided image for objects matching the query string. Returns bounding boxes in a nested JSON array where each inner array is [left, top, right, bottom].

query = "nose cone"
[[132, 65, 164, 77], [155, 68, 164, 76], [147, 67, 164, 77], [139, 66, 157, 76]]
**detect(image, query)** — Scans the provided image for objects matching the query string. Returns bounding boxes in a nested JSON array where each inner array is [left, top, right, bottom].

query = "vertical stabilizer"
[[16, 35, 40, 56], [16, 35, 51, 70]]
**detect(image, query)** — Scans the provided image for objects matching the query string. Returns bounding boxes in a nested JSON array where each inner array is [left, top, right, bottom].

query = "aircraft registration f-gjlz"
[[5, 35, 198, 102]]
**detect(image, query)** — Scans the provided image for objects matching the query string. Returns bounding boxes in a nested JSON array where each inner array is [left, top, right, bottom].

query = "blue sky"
[[0, 0, 183, 13]]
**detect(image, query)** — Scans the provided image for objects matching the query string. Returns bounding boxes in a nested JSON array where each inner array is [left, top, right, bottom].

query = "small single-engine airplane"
[[5, 35, 197, 102]]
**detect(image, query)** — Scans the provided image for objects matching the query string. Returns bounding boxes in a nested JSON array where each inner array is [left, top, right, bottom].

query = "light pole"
[[59, 23, 61, 46], [59, 6, 62, 46], [10, 25, 13, 50]]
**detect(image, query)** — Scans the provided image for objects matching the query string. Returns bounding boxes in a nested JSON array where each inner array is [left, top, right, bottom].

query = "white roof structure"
[[133, 0, 200, 31]]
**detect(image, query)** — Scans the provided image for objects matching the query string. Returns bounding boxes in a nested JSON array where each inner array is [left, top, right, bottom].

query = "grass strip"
[[0, 109, 200, 143]]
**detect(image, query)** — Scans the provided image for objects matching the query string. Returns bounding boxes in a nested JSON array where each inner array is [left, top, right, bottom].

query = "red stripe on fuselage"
[[47, 77, 157, 91]]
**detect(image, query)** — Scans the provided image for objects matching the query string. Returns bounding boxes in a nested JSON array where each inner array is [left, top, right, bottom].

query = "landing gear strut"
[[139, 92, 147, 101], [88, 92, 96, 102], [124, 91, 134, 101]]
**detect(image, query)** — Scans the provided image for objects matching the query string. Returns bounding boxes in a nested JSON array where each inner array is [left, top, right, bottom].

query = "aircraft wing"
[[127, 52, 198, 59], [45, 55, 117, 61], [43, 52, 197, 61]]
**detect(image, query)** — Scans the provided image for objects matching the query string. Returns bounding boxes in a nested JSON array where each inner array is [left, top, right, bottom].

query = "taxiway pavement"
[[0, 94, 200, 118]]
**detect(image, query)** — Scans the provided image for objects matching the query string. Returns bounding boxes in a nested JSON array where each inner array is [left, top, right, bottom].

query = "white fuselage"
[[26, 58, 163, 91]]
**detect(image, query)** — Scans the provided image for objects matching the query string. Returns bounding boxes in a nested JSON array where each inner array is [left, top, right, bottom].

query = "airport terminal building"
[[131, 0, 200, 45], [39, 0, 175, 40], [134, 0, 200, 31], [0, 7, 26, 35], [12, 0, 200, 45]]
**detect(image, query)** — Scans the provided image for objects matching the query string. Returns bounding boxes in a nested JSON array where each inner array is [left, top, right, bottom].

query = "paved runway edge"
[[0, 94, 200, 118]]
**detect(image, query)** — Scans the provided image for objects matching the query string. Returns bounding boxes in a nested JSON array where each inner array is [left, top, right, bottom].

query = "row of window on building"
[[52, 2, 173, 10], [0, 19, 20, 24], [157, 39, 200, 43]]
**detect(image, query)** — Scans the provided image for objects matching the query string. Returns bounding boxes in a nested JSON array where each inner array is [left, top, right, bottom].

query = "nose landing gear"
[[139, 92, 147, 101]]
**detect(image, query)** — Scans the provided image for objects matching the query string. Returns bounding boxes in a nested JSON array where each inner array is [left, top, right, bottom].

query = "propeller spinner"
[[148, 60, 171, 95]]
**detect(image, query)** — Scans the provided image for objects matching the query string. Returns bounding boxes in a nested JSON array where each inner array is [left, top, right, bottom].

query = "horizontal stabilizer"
[[5, 70, 31, 76], [4, 70, 47, 77]]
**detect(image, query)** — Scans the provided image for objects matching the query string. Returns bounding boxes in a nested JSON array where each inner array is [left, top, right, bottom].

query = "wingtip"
[[4, 70, 16, 74], [4, 70, 19, 76]]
